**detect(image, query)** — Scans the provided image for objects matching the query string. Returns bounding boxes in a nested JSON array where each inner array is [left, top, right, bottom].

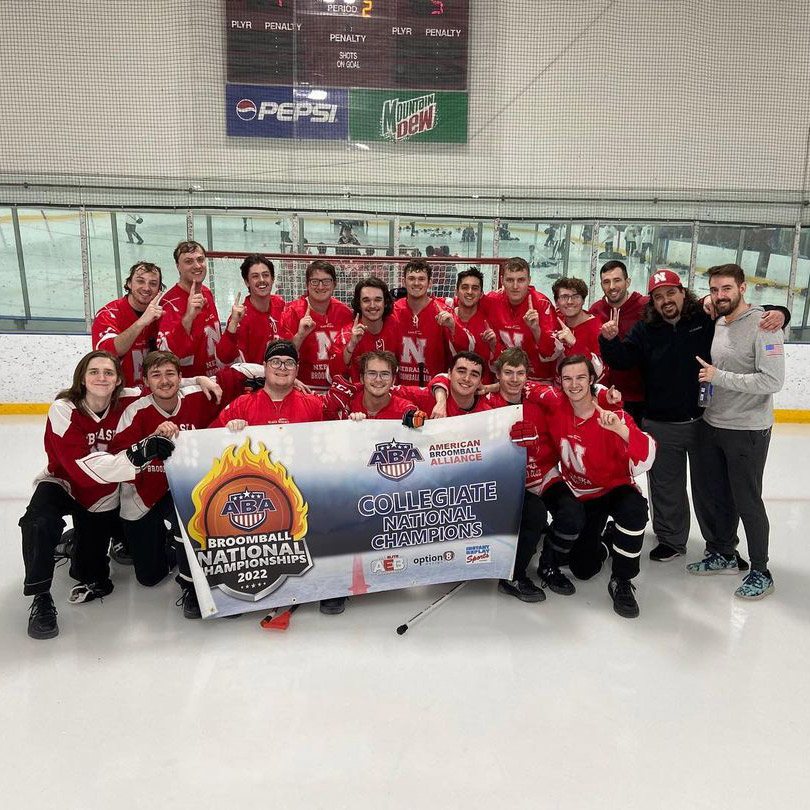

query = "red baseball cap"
[[648, 269, 682, 293]]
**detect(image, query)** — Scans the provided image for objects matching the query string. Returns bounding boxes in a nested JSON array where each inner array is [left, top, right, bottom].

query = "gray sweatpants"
[[697, 420, 772, 571]]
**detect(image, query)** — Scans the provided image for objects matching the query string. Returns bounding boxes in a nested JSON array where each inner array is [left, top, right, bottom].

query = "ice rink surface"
[[1, 415, 810, 809]]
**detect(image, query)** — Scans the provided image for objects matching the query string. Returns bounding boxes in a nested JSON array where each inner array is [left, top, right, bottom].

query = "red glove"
[[323, 374, 358, 416], [510, 420, 539, 449], [402, 409, 426, 429]]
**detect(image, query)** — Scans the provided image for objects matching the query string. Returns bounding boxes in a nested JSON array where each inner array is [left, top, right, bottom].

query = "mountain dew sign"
[[350, 89, 467, 144]]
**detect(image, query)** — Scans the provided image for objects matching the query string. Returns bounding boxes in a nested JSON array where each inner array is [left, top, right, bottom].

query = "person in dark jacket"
[[598, 269, 788, 563]]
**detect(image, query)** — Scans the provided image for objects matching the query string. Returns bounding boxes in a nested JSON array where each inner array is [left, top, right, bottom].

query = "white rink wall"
[[0, 333, 808, 411]]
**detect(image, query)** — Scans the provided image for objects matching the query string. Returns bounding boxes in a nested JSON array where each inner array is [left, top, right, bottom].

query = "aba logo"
[[236, 98, 257, 121], [221, 488, 276, 531], [368, 439, 424, 481]]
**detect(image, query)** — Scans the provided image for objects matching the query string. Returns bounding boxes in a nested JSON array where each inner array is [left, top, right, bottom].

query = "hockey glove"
[[243, 377, 265, 393], [509, 420, 539, 449], [402, 409, 427, 429], [126, 435, 175, 468]]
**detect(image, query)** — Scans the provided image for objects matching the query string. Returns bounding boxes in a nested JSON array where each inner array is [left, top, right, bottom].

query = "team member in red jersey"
[[21, 351, 173, 640], [216, 254, 286, 364], [157, 240, 222, 377], [447, 268, 497, 382], [391, 258, 456, 385], [478, 257, 560, 382], [537, 355, 656, 619], [328, 277, 403, 383], [589, 260, 648, 422], [551, 277, 604, 382], [280, 260, 353, 391], [92, 261, 166, 386]]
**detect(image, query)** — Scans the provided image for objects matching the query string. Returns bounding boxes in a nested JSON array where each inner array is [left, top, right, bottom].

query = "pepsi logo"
[[236, 98, 257, 121]]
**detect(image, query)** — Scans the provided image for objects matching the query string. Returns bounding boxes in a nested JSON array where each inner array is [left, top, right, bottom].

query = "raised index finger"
[[234, 291, 241, 305], [695, 356, 709, 367], [153, 290, 166, 306], [557, 317, 566, 330]]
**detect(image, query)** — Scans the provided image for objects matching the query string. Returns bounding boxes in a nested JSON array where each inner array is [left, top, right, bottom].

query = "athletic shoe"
[[54, 528, 75, 562], [176, 587, 201, 620], [608, 576, 639, 618], [67, 579, 114, 604], [734, 570, 774, 601], [110, 539, 133, 566], [685, 552, 739, 576], [734, 551, 750, 572], [28, 593, 59, 639], [319, 597, 347, 615], [498, 578, 546, 603], [649, 543, 684, 562], [538, 564, 576, 596]]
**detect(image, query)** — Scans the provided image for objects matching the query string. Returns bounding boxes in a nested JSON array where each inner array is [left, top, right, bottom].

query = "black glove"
[[126, 435, 175, 467], [243, 377, 265, 393], [402, 409, 426, 429]]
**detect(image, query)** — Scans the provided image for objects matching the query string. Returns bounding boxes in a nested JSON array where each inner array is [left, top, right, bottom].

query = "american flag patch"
[[764, 343, 784, 356]]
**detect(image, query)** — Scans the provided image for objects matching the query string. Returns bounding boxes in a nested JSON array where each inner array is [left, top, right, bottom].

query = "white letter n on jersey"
[[316, 330, 338, 361], [401, 337, 426, 365], [499, 330, 523, 348], [560, 439, 587, 475]]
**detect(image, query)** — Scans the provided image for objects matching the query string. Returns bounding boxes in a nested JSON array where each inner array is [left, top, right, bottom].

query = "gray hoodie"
[[704, 305, 785, 430]]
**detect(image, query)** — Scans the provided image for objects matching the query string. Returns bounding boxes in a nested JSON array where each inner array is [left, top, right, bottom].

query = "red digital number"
[[431, 0, 444, 14]]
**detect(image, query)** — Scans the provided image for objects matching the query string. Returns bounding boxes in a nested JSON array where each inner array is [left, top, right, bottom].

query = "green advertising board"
[[350, 90, 468, 144]]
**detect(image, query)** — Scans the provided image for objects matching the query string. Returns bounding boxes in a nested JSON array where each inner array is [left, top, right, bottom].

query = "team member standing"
[[538, 356, 656, 618], [281, 260, 354, 391], [590, 260, 647, 422], [92, 261, 165, 386], [687, 264, 785, 600], [157, 240, 221, 376], [551, 277, 604, 381], [448, 268, 497, 381], [216, 254, 285, 365]]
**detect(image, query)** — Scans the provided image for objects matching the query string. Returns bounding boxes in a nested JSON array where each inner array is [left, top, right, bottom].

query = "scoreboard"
[[226, 0, 469, 91]]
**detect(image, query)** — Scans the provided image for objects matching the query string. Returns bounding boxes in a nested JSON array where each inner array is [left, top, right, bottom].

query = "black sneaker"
[[538, 564, 576, 596], [498, 578, 546, 603], [176, 587, 201, 620], [649, 543, 683, 562], [608, 576, 639, 618], [67, 579, 114, 604], [319, 597, 347, 615], [28, 593, 59, 639], [110, 538, 133, 566], [735, 551, 750, 572]]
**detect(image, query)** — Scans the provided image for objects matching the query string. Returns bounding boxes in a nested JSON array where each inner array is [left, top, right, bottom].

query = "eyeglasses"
[[308, 278, 334, 287], [557, 294, 583, 302], [363, 371, 393, 381], [266, 358, 298, 369]]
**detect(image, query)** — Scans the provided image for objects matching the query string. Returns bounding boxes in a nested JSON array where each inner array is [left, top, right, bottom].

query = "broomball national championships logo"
[[188, 441, 312, 601], [368, 439, 424, 481], [380, 93, 437, 142]]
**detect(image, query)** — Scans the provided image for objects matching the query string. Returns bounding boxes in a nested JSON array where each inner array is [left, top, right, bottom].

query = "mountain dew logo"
[[381, 93, 437, 142]]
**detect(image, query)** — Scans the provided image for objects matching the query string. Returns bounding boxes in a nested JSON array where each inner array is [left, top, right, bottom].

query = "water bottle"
[[698, 381, 713, 407]]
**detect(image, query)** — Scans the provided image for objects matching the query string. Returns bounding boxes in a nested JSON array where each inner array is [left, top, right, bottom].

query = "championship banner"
[[165, 407, 525, 618]]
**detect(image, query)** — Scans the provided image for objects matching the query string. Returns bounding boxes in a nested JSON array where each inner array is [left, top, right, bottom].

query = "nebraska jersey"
[[480, 288, 560, 381], [216, 294, 286, 365], [210, 387, 325, 428], [328, 318, 404, 383], [536, 387, 656, 500], [396, 382, 491, 416], [590, 292, 648, 402], [391, 297, 453, 385], [280, 296, 354, 390], [333, 389, 418, 421], [92, 296, 158, 386], [157, 283, 222, 377], [34, 387, 144, 512], [556, 315, 604, 383]]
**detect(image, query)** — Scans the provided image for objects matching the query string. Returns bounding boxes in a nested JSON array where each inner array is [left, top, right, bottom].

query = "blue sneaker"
[[685, 552, 739, 575], [734, 570, 774, 600]]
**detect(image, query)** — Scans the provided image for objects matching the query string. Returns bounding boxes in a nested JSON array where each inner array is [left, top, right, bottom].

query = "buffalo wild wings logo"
[[367, 439, 424, 481], [188, 441, 312, 601]]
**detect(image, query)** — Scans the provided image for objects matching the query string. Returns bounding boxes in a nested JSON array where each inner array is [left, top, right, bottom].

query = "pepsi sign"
[[226, 84, 348, 140]]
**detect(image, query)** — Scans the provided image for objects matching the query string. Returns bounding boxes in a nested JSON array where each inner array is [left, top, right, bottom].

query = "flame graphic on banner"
[[188, 441, 308, 551]]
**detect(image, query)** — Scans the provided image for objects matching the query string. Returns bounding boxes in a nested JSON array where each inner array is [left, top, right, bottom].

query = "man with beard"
[[687, 264, 785, 601], [599, 269, 788, 564]]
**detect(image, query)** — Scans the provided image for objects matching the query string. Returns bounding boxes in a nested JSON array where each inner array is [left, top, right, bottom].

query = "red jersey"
[[216, 294, 286, 365], [333, 389, 418, 421], [535, 387, 656, 500], [590, 292, 648, 402], [480, 288, 560, 382], [35, 387, 144, 512], [449, 308, 495, 382], [328, 318, 404, 383], [391, 297, 453, 385], [210, 387, 324, 428], [396, 382, 491, 416], [556, 315, 605, 383], [280, 296, 354, 390], [157, 283, 222, 377], [92, 296, 158, 386]]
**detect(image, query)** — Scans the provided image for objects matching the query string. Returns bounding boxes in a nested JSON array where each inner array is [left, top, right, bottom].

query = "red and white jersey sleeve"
[[280, 296, 354, 390], [392, 297, 453, 384], [328, 318, 404, 383], [157, 283, 222, 377], [92, 296, 158, 387], [557, 316, 604, 383], [449, 309, 495, 382], [209, 388, 325, 428], [216, 295, 286, 365]]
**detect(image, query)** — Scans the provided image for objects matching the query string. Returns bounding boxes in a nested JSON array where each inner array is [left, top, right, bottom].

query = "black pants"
[[124, 222, 143, 244], [20, 482, 115, 596], [122, 492, 182, 586], [698, 421, 772, 571], [569, 486, 648, 581]]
